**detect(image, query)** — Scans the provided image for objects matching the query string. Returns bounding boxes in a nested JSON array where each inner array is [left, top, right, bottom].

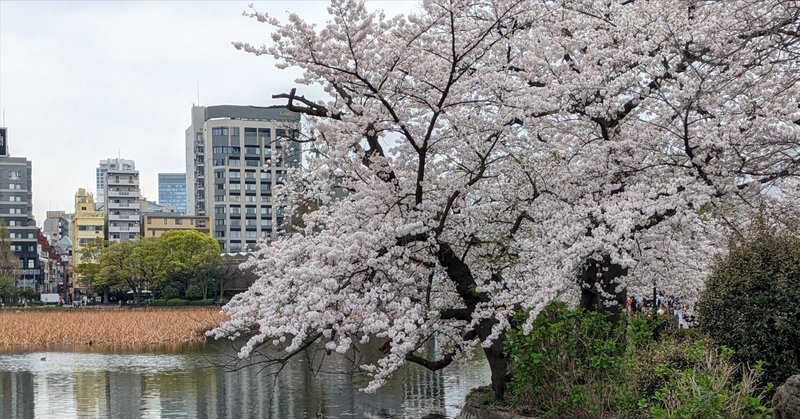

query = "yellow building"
[[141, 214, 211, 238], [71, 188, 105, 282]]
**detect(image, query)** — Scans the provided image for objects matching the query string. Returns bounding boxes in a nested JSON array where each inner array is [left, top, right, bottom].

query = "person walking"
[[674, 296, 685, 328]]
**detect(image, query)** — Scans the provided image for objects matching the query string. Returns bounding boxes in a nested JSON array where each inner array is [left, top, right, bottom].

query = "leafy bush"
[[697, 224, 800, 388], [505, 302, 629, 418], [185, 284, 202, 300], [505, 302, 774, 418], [187, 298, 215, 306], [161, 284, 181, 300], [646, 341, 772, 418], [165, 298, 189, 306], [625, 329, 716, 407], [150, 299, 167, 306], [18, 287, 39, 301]]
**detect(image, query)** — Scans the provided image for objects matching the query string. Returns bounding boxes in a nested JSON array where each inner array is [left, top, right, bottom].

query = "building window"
[[9, 171, 21, 180], [175, 218, 182, 225]]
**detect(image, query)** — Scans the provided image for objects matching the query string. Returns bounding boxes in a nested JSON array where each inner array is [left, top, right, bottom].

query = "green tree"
[[0, 221, 20, 295], [698, 223, 800, 389], [0, 276, 16, 305], [129, 237, 171, 298], [74, 240, 109, 302], [96, 240, 168, 304], [161, 231, 222, 300]]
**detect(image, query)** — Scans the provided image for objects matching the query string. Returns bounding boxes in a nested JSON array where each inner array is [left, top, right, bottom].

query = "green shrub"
[[697, 224, 800, 388], [185, 284, 202, 300], [150, 299, 167, 306], [646, 341, 772, 418], [187, 298, 215, 306], [626, 333, 705, 405], [18, 287, 38, 301], [161, 284, 181, 300], [505, 302, 629, 418], [165, 298, 189, 306]]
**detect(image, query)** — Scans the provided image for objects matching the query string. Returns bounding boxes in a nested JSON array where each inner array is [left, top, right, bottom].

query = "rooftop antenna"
[[2, 109, 5, 126], [197, 80, 200, 106]]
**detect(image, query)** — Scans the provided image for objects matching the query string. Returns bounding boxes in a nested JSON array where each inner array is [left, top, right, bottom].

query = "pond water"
[[0, 341, 490, 418]]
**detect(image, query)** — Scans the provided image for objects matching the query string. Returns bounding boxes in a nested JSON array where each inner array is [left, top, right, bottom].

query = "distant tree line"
[[74, 230, 224, 304]]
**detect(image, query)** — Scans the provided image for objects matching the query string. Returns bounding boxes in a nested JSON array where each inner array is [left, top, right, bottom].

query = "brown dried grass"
[[0, 308, 226, 349]]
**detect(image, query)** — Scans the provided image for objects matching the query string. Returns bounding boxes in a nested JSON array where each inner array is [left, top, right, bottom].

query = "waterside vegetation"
[[0, 308, 225, 349]]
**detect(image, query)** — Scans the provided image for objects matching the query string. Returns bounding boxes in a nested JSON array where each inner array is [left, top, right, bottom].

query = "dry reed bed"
[[0, 308, 226, 348]]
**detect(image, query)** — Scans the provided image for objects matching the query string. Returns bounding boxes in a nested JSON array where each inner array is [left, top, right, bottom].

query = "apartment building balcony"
[[109, 225, 138, 232], [107, 180, 138, 187], [107, 189, 136, 197], [108, 213, 136, 221], [108, 202, 139, 209]]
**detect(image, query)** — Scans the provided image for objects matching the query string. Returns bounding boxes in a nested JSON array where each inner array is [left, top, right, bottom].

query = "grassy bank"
[[0, 308, 226, 349]]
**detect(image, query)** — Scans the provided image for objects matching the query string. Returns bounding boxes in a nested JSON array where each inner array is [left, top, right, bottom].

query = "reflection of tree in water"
[[215, 339, 450, 418], [0, 344, 485, 418]]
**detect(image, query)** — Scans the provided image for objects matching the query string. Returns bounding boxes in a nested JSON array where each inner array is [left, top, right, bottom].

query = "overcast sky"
[[0, 0, 419, 226]]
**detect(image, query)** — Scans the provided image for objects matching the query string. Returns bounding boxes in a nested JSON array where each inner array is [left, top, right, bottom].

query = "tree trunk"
[[578, 255, 628, 323], [475, 317, 510, 400], [483, 334, 509, 401]]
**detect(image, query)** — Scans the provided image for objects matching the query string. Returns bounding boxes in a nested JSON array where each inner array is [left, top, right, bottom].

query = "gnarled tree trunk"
[[578, 255, 628, 324]]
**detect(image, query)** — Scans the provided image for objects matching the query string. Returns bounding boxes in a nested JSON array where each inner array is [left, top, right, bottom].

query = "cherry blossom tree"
[[210, 0, 800, 399]]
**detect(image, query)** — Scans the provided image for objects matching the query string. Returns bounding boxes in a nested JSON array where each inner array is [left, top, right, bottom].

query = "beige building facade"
[[141, 214, 211, 238], [71, 188, 104, 287]]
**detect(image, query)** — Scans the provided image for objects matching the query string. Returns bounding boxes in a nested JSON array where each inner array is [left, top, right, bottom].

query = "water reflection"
[[0, 343, 489, 418]]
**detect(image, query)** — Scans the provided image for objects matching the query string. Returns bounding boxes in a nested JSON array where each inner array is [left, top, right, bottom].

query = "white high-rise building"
[[185, 105, 301, 253], [96, 158, 135, 208], [102, 158, 140, 242]]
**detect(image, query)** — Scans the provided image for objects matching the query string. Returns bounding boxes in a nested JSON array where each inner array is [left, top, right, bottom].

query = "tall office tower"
[[0, 127, 42, 290], [158, 173, 187, 214], [103, 158, 140, 242], [96, 158, 135, 208], [185, 105, 301, 253]]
